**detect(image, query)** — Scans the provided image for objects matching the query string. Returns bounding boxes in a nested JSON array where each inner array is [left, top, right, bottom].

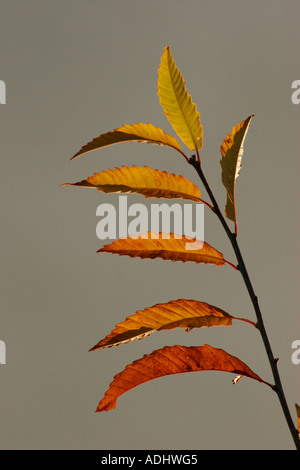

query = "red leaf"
[[96, 344, 270, 411]]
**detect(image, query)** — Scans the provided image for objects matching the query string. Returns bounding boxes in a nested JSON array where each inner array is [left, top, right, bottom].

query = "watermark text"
[[0, 80, 6, 104], [291, 80, 300, 104], [0, 340, 6, 364], [291, 340, 300, 365], [96, 196, 204, 249]]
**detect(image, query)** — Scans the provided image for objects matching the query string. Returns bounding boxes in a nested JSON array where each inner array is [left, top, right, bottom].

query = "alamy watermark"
[[96, 195, 204, 249], [0, 80, 6, 104], [291, 80, 300, 105], [290, 81, 300, 363], [1, 81, 7, 362], [291, 340, 300, 365], [0, 340, 6, 365]]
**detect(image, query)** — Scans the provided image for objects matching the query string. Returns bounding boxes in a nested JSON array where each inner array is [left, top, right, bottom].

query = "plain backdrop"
[[0, 0, 299, 450]]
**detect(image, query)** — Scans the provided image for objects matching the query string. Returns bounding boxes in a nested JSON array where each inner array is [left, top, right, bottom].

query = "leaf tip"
[[69, 151, 79, 161], [96, 399, 117, 412]]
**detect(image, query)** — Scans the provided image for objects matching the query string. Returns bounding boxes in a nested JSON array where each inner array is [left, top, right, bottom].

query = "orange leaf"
[[63, 165, 201, 201], [98, 233, 226, 266], [296, 404, 300, 439], [70, 122, 186, 160], [90, 299, 255, 351], [96, 344, 268, 411]]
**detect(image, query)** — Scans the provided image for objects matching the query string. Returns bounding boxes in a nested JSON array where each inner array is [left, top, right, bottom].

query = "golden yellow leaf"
[[63, 165, 201, 201], [70, 122, 186, 160], [96, 344, 268, 411], [220, 115, 254, 224], [157, 46, 203, 151], [90, 298, 255, 351], [98, 233, 227, 266]]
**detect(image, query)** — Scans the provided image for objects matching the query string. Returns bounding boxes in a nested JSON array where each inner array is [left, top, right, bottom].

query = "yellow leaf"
[[63, 165, 201, 201], [96, 344, 269, 411], [70, 122, 186, 160], [220, 115, 254, 224], [90, 298, 255, 351], [98, 233, 227, 266], [157, 46, 203, 151]]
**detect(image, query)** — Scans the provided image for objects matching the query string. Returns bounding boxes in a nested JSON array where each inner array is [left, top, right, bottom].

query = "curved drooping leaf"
[[96, 343, 269, 411], [90, 298, 255, 351], [220, 115, 254, 224], [157, 46, 203, 151], [98, 233, 227, 266], [70, 122, 186, 160], [63, 165, 201, 201]]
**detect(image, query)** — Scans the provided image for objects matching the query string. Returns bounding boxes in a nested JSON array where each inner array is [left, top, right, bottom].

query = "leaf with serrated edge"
[[220, 115, 254, 223], [157, 46, 203, 150], [90, 298, 255, 351], [98, 233, 226, 266], [63, 165, 201, 201], [96, 344, 269, 411], [70, 122, 186, 160]]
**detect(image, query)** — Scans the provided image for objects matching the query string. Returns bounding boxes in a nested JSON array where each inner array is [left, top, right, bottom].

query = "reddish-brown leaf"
[[90, 299, 255, 351], [98, 233, 227, 266], [96, 344, 268, 411]]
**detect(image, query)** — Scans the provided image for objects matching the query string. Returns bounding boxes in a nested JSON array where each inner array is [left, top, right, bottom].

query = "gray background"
[[0, 0, 299, 450]]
